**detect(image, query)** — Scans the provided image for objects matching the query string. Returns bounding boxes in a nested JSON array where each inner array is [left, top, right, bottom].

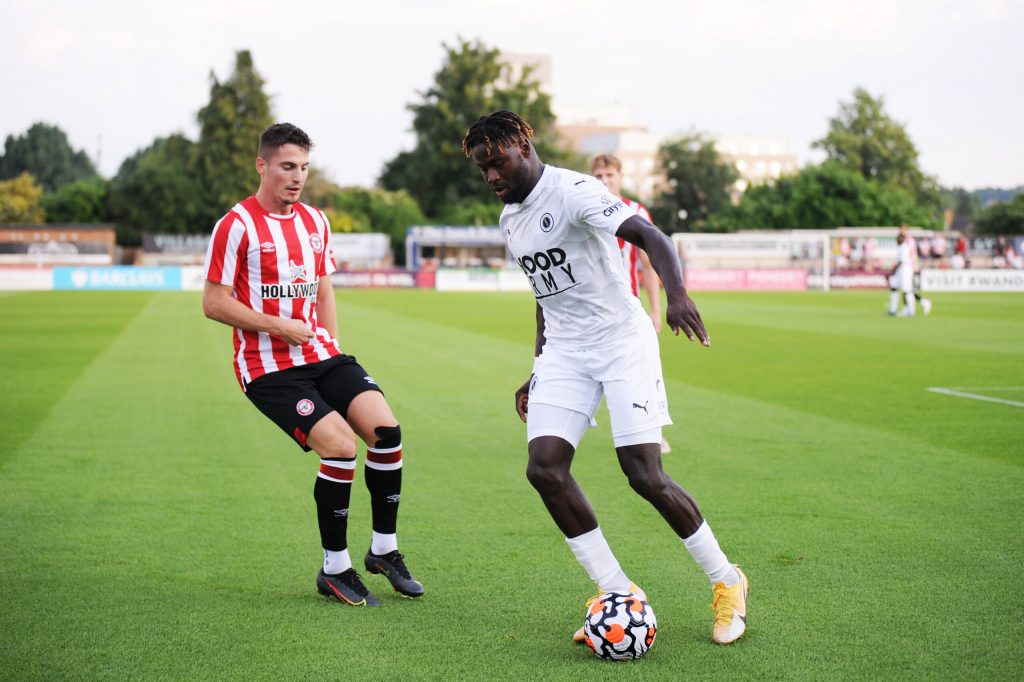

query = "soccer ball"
[[582, 592, 657, 661]]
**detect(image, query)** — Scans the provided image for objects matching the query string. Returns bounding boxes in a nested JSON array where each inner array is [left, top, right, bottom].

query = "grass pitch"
[[1, 289, 1021, 680]]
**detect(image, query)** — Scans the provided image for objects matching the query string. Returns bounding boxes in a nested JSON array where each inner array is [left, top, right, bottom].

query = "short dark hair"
[[258, 123, 313, 159], [461, 110, 534, 157]]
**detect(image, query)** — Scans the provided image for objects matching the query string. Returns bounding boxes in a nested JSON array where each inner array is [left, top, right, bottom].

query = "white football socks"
[[566, 527, 633, 593], [889, 290, 899, 314], [683, 521, 739, 586], [323, 548, 351, 575], [371, 531, 398, 556]]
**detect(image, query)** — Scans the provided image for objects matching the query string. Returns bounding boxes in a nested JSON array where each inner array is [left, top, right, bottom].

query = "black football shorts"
[[244, 354, 384, 451]]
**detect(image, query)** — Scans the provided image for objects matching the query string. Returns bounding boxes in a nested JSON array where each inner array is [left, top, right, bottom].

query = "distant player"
[[590, 153, 671, 454], [889, 225, 931, 316], [202, 123, 422, 606], [903, 226, 933, 315], [463, 111, 749, 646]]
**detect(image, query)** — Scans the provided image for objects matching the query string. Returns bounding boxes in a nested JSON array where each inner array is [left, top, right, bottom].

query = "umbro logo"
[[386, 494, 401, 503], [260, 241, 276, 253], [632, 401, 649, 414], [365, 376, 377, 385], [334, 509, 348, 517]]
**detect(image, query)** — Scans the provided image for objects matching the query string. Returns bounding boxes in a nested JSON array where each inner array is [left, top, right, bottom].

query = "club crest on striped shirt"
[[309, 233, 323, 253]]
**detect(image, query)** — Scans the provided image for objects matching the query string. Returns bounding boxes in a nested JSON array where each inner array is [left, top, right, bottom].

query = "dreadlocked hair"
[[461, 110, 535, 157]]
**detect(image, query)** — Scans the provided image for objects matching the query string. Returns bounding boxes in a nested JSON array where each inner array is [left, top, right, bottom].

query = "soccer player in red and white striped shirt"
[[590, 154, 662, 334], [591, 154, 671, 454], [202, 123, 422, 606]]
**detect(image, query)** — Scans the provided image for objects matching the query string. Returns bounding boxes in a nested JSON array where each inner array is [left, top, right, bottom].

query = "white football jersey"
[[500, 165, 648, 349]]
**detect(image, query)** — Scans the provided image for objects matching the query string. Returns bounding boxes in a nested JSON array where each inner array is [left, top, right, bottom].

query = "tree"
[[939, 186, 979, 232], [813, 88, 940, 211], [720, 162, 937, 230], [380, 38, 579, 221], [195, 50, 272, 223], [0, 173, 45, 224], [321, 186, 427, 264], [649, 134, 738, 232], [975, 192, 1024, 235], [40, 176, 111, 223], [0, 123, 97, 192], [107, 134, 204, 244]]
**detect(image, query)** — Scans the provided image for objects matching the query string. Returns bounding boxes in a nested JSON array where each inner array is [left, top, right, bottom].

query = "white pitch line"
[[941, 386, 1024, 391], [927, 387, 1024, 408]]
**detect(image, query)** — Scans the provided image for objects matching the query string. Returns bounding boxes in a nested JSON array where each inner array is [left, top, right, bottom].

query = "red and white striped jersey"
[[616, 198, 651, 297], [204, 195, 340, 390]]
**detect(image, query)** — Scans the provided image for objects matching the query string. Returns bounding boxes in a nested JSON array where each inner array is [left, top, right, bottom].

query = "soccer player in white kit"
[[888, 230, 917, 316], [462, 111, 749, 646]]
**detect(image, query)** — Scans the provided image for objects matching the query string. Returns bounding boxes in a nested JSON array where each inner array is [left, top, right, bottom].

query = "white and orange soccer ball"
[[582, 592, 657, 661]]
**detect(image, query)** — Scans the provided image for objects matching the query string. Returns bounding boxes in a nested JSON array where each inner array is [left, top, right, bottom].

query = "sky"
[[4, 0, 1022, 191]]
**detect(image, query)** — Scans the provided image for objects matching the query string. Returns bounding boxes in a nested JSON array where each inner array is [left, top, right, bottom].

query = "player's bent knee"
[[309, 422, 359, 459], [525, 461, 569, 495], [313, 437, 357, 460], [625, 471, 668, 501]]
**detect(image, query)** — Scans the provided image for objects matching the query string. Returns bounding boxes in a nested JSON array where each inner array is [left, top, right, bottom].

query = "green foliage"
[[0, 122, 97, 192], [104, 51, 272, 245], [108, 134, 204, 244], [436, 200, 502, 227], [40, 176, 111, 223], [650, 134, 738, 232], [938, 186, 981, 232], [195, 50, 272, 223], [321, 186, 426, 264], [972, 185, 1024, 207], [813, 88, 940, 212], [975, 192, 1024, 235], [722, 162, 937, 230], [379, 38, 577, 219], [0, 172, 45, 224]]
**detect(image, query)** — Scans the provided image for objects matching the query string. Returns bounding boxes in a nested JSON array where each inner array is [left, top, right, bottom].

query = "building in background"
[[713, 134, 799, 201], [559, 117, 799, 203], [500, 51, 798, 203]]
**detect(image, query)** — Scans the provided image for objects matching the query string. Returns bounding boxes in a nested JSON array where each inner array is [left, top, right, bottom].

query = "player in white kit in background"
[[462, 111, 749, 646], [888, 228, 923, 316], [590, 153, 672, 454]]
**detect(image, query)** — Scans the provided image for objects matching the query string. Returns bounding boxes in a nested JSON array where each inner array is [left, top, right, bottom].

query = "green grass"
[[1, 289, 1022, 680]]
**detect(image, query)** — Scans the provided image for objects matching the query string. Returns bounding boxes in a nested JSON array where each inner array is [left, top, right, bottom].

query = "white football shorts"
[[527, 324, 671, 446], [890, 266, 913, 292]]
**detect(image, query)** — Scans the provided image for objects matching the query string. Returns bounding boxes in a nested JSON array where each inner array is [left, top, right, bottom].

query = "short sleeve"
[[204, 212, 248, 286], [564, 175, 638, 235]]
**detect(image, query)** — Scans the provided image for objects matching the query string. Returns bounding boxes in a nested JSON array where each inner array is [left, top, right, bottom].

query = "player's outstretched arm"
[[202, 280, 313, 346], [616, 216, 710, 346]]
